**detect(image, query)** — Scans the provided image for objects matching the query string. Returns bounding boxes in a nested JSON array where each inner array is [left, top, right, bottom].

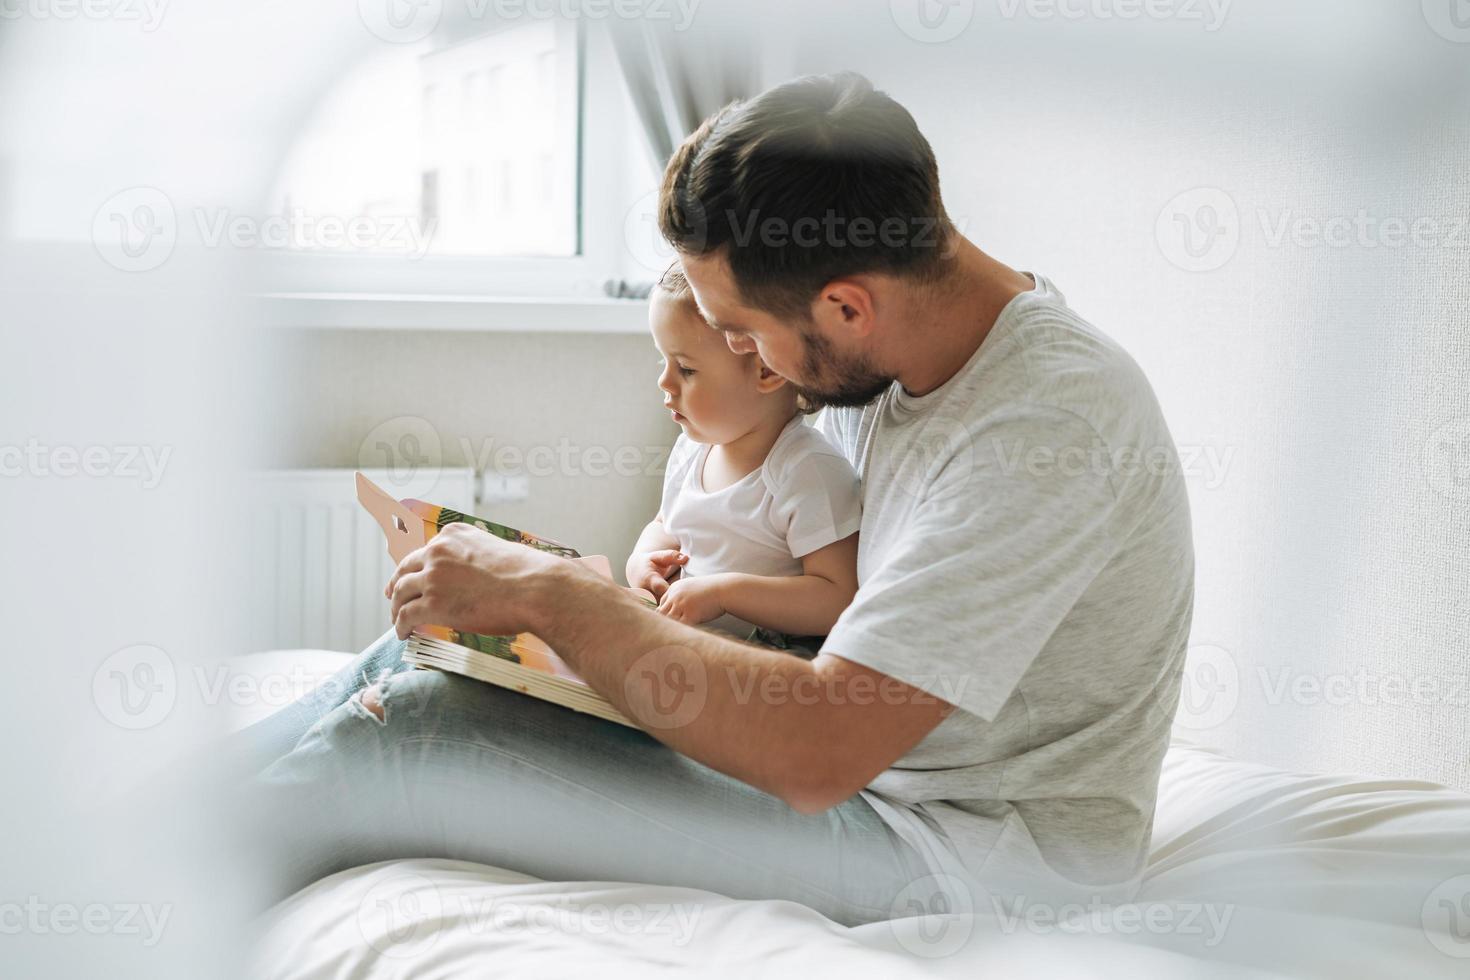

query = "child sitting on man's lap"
[[625, 266, 862, 648]]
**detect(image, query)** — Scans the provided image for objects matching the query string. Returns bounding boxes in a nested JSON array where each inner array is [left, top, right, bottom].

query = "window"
[[268, 20, 581, 262]]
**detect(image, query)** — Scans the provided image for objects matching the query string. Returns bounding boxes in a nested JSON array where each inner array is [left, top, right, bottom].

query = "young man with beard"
[[229, 71, 1193, 926]]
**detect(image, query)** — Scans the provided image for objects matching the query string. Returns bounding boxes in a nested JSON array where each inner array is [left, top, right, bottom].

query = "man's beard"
[[793, 326, 893, 410]]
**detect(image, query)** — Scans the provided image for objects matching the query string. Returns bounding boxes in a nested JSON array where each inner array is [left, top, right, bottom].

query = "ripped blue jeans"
[[216, 630, 932, 927]]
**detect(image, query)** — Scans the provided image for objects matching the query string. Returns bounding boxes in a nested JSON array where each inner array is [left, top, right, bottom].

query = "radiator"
[[246, 468, 476, 654]]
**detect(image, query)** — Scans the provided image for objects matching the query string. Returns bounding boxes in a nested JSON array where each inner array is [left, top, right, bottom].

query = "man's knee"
[[349, 668, 451, 728], [359, 683, 386, 721]]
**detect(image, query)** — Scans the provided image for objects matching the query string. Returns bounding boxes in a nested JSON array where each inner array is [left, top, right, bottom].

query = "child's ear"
[[753, 358, 788, 395]]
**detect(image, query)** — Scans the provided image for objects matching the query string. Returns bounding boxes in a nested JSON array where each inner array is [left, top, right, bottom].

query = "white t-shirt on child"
[[658, 415, 862, 639]]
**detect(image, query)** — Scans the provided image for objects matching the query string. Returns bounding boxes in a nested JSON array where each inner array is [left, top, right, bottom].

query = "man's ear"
[[810, 278, 878, 340]]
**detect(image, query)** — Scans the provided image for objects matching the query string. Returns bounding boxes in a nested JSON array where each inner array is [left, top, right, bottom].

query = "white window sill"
[[260, 293, 650, 334]]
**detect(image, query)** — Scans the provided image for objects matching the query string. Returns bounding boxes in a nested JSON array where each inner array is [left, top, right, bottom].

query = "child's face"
[[651, 290, 775, 444]]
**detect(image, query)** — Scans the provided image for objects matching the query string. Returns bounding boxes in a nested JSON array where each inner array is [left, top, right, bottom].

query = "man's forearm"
[[532, 561, 837, 811]]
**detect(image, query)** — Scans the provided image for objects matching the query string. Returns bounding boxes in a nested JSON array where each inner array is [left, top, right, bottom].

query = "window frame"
[[256, 19, 643, 309]]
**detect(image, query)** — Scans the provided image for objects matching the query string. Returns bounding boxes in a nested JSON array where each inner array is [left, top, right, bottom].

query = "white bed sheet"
[[237, 653, 1470, 979]]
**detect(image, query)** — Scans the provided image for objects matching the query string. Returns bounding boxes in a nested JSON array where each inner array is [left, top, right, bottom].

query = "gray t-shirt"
[[816, 273, 1194, 907]]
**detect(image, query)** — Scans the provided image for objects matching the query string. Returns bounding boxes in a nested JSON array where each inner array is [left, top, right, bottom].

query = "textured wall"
[[259, 327, 676, 581], [262, 3, 1469, 790], [788, 2, 1469, 789]]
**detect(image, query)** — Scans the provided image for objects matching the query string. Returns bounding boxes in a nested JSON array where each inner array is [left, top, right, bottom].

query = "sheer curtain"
[[607, 19, 761, 171]]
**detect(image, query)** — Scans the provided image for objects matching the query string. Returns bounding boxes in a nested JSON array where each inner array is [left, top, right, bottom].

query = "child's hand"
[[628, 549, 688, 600], [657, 575, 727, 626]]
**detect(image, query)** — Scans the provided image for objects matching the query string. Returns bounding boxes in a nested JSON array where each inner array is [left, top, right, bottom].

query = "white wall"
[[781, 0, 1470, 789], [258, 326, 675, 573]]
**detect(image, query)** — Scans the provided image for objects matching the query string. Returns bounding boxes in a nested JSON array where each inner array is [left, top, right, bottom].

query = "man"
[[230, 71, 1192, 927]]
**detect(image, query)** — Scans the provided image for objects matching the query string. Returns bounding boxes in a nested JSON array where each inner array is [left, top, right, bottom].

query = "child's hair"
[[655, 262, 819, 417], [656, 263, 695, 303]]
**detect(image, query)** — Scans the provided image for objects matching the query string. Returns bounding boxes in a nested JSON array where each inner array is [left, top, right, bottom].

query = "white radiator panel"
[[246, 468, 476, 655]]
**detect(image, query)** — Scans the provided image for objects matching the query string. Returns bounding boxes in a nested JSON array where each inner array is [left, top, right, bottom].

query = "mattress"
[[235, 653, 1470, 978]]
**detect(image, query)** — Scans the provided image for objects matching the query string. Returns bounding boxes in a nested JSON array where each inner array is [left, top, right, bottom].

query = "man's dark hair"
[[658, 71, 953, 319]]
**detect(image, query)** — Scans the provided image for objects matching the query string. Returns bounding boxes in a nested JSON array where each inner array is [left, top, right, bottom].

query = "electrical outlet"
[[477, 471, 529, 506]]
